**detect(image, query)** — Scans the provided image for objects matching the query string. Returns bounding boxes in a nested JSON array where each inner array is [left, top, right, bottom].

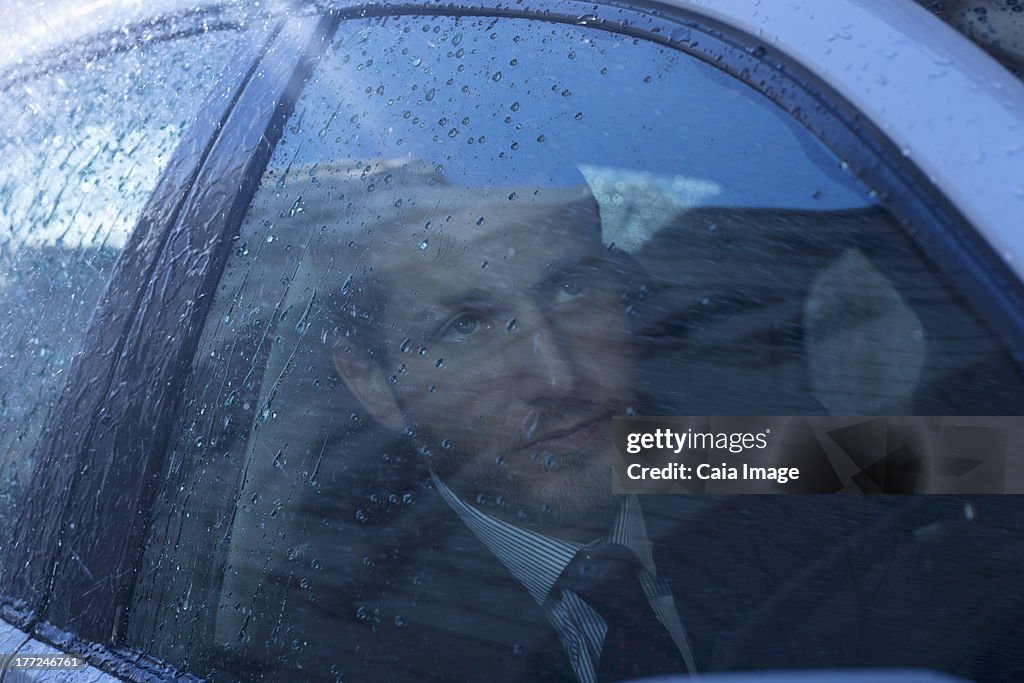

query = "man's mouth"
[[522, 415, 606, 457]]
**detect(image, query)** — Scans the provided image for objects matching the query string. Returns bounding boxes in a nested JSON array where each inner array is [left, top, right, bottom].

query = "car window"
[[128, 12, 1024, 682], [0, 29, 247, 544]]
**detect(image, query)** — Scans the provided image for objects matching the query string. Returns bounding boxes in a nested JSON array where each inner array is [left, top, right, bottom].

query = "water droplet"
[[425, 88, 436, 101], [492, 71, 503, 82], [435, 358, 444, 368], [448, 128, 459, 138], [452, 32, 463, 46], [506, 318, 518, 331], [400, 338, 411, 353], [574, 112, 583, 120], [510, 101, 521, 112], [670, 26, 692, 42], [419, 239, 429, 250], [412, 57, 422, 66], [536, 134, 546, 143]]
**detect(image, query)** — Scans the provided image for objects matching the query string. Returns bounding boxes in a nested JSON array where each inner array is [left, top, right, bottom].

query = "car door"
[[6, 0, 1024, 680]]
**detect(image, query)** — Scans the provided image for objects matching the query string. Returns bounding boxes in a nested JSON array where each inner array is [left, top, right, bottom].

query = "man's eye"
[[444, 313, 480, 338], [555, 277, 587, 303]]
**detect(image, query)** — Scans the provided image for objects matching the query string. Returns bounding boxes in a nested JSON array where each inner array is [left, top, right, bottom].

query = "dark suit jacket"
[[214, 485, 1024, 682]]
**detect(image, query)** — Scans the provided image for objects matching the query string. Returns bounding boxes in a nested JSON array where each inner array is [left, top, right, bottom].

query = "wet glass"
[[130, 13, 1024, 682], [0, 30, 246, 543]]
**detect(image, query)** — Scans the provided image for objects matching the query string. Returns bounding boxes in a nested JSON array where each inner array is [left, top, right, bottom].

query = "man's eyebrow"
[[538, 253, 606, 290], [438, 288, 501, 309]]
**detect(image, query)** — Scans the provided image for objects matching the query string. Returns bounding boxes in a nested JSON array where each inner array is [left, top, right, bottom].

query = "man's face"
[[342, 193, 633, 531]]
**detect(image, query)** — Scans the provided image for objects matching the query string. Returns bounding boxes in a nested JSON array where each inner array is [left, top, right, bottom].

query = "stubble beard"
[[427, 430, 620, 534]]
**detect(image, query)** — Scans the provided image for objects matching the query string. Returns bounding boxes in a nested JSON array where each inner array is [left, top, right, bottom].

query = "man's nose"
[[512, 312, 575, 399]]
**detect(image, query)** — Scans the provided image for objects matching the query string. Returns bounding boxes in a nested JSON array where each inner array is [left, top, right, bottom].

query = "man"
[[217, 160, 1024, 682], [321, 165, 699, 682]]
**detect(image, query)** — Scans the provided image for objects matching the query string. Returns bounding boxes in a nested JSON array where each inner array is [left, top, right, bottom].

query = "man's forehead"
[[375, 193, 600, 265], [323, 180, 599, 269], [261, 159, 603, 293]]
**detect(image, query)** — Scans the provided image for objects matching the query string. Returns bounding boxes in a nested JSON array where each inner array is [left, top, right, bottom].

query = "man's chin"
[[498, 445, 619, 533], [522, 464, 618, 532]]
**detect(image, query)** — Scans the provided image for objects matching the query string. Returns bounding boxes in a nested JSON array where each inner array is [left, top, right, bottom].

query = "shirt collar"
[[430, 470, 655, 605]]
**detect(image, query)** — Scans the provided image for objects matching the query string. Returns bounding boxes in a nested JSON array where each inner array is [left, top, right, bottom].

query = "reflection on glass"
[[130, 14, 1024, 683]]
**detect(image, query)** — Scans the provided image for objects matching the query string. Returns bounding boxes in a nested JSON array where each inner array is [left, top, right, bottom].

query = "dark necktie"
[[558, 543, 687, 682]]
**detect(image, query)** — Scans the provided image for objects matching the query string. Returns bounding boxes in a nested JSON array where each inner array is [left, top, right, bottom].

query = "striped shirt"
[[431, 472, 698, 683]]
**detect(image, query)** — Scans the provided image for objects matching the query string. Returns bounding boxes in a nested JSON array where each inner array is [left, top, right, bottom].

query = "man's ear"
[[332, 347, 405, 432]]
